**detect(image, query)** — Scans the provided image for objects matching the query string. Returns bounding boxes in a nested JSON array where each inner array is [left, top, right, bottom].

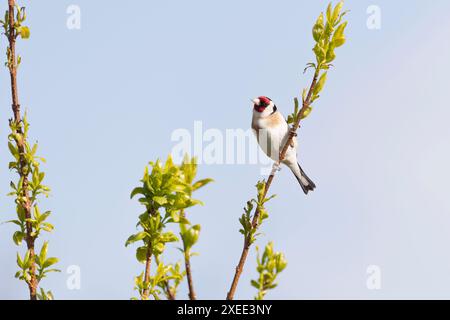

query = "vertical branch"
[[6, 0, 37, 300], [184, 247, 196, 300], [226, 68, 320, 301], [142, 245, 152, 300], [141, 207, 157, 300], [164, 280, 176, 300], [180, 210, 196, 300], [226, 241, 251, 300]]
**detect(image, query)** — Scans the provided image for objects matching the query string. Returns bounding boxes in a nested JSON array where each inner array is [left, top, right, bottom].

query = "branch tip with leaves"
[[2, 1, 58, 300], [251, 242, 287, 300], [127, 155, 212, 300]]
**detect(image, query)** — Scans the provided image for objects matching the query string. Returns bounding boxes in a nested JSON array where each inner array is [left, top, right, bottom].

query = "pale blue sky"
[[1, 0, 450, 299]]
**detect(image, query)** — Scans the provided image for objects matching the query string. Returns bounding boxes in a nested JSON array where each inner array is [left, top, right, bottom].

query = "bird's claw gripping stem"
[[272, 162, 282, 173]]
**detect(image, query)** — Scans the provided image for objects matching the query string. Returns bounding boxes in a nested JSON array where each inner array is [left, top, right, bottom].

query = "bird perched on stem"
[[251, 96, 316, 194]]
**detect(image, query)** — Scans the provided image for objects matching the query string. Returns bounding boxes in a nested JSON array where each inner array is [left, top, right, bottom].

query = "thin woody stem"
[[180, 210, 196, 300], [7, 0, 37, 300], [226, 68, 321, 300], [141, 208, 157, 300], [184, 249, 196, 300], [165, 282, 176, 300], [142, 243, 153, 299]]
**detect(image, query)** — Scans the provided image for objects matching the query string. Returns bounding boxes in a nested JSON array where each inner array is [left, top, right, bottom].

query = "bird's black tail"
[[295, 163, 316, 195]]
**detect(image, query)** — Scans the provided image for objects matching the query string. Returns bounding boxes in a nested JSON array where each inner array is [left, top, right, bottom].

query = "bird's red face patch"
[[254, 96, 272, 113]]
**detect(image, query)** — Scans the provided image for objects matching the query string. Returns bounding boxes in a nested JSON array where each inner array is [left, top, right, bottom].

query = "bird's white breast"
[[252, 111, 293, 162]]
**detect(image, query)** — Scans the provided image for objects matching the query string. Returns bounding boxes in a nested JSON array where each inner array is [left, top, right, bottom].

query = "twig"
[[184, 249, 196, 300], [166, 283, 176, 300], [6, 0, 37, 300], [180, 210, 197, 300], [226, 69, 320, 300], [142, 244, 153, 300]]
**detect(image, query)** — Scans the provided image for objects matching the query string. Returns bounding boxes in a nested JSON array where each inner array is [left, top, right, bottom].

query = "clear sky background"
[[1, 0, 450, 299]]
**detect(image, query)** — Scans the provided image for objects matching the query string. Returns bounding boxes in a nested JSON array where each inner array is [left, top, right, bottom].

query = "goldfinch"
[[251, 96, 316, 194]]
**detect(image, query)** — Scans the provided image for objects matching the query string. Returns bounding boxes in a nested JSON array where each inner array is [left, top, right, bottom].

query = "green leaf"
[[331, 1, 344, 25], [185, 198, 204, 208], [301, 107, 313, 120], [23, 250, 31, 269], [136, 246, 148, 263], [5, 219, 21, 226], [180, 154, 198, 184], [43, 257, 58, 269], [160, 231, 179, 243], [41, 222, 54, 232], [251, 280, 260, 289], [313, 72, 327, 97], [16, 252, 24, 269], [153, 196, 168, 206], [31, 143, 38, 156], [312, 13, 324, 42], [181, 224, 201, 249], [192, 178, 214, 191], [332, 21, 347, 47], [8, 142, 19, 159], [38, 211, 51, 223], [44, 269, 61, 274], [326, 2, 333, 23], [326, 44, 336, 63], [313, 43, 326, 64], [17, 206, 26, 222], [125, 231, 147, 247], [334, 10, 349, 27], [39, 241, 49, 265], [276, 254, 288, 272], [153, 242, 165, 256], [12, 231, 24, 246], [19, 26, 30, 39], [130, 187, 145, 199]]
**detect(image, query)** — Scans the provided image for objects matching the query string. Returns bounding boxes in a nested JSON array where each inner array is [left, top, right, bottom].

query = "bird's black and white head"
[[252, 96, 277, 117]]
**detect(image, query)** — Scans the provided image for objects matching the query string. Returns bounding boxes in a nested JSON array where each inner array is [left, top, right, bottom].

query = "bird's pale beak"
[[252, 98, 260, 105]]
